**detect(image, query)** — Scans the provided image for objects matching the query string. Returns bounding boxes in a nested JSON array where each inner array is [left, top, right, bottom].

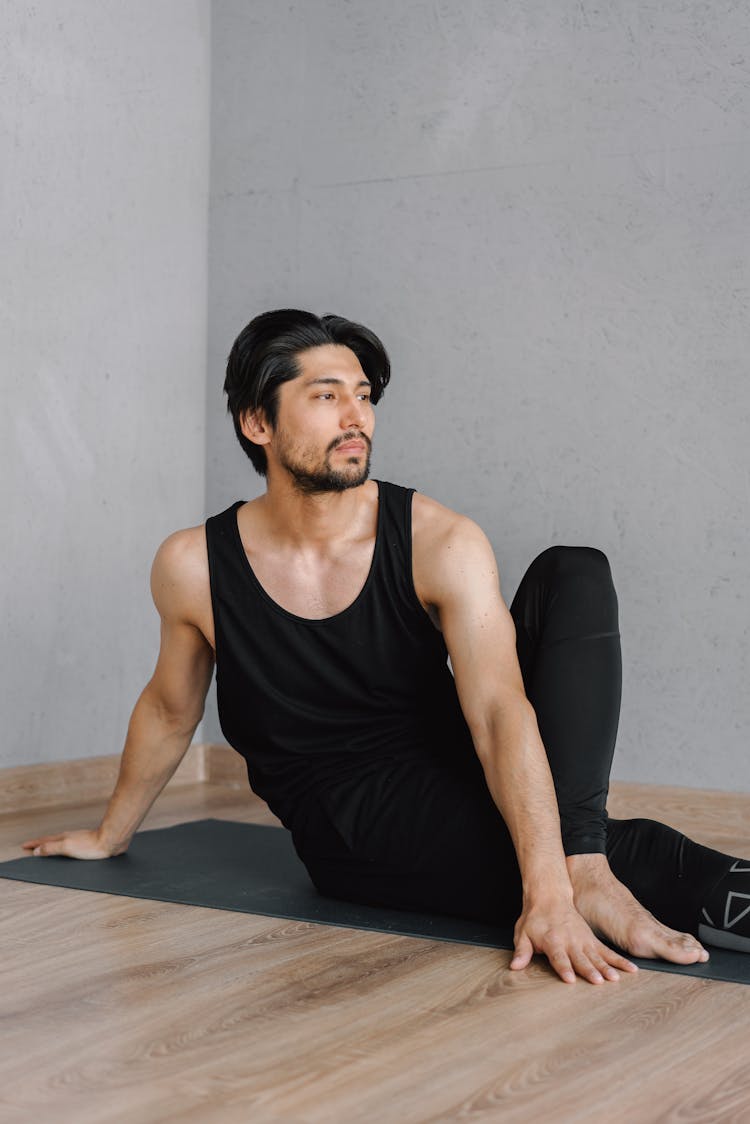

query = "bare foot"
[[566, 854, 709, 964]]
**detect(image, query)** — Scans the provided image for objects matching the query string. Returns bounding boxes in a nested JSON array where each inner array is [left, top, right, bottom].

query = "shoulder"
[[411, 490, 500, 602], [150, 523, 210, 624], [412, 490, 494, 558]]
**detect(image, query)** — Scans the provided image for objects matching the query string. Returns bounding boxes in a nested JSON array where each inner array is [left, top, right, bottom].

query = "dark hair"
[[223, 309, 391, 476]]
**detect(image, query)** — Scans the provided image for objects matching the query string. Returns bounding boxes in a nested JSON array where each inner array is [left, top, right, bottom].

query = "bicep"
[[148, 616, 214, 727], [147, 533, 215, 727], [429, 519, 527, 733]]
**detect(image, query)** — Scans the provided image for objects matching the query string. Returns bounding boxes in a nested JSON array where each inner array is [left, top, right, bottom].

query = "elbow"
[[141, 684, 205, 737], [167, 703, 205, 738], [468, 692, 537, 761]]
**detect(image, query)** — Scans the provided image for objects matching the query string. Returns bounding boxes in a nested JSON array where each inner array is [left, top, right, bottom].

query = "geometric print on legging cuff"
[[701, 861, 750, 929]]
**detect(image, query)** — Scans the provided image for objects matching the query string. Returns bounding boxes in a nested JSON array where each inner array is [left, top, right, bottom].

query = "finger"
[[510, 933, 533, 970], [587, 938, 639, 978], [598, 945, 639, 975], [568, 948, 607, 984], [32, 840, 65, 857], [585, 949, 622, 983], [546, 946, 576, 984], [21, 835, 64, 850]]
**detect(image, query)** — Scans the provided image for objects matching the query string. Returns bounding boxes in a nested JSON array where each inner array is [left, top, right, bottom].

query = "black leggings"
[[295, 546, 733, 935]]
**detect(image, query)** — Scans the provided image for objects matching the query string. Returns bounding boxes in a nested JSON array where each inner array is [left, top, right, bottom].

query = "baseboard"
[[0, 744, 207, 816], [2, 744, 749, 839], [203, 742, 248, 787]]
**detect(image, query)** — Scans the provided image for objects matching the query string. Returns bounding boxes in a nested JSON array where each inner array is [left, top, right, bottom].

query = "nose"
[[341, 393, 367, 429]]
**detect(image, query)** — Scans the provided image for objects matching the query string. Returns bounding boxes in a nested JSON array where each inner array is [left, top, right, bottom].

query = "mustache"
[[329, 433, 372, 452]]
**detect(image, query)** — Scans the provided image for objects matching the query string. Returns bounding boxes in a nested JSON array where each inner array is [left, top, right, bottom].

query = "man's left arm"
[[416, 511, 636, 985]]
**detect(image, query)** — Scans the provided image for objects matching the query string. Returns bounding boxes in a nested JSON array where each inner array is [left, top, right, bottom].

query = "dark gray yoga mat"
[[2, 817, 748, 985]]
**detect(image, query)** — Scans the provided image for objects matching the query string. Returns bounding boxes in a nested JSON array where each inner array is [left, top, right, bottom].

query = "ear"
[[239, 407, 272, 447]]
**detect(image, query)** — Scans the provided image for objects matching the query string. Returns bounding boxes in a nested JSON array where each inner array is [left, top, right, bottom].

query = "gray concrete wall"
[[205, 0, 750, 792], [2, 1, 210, 767]]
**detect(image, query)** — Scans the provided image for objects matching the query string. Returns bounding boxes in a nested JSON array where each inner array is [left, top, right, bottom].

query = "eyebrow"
[[303, 376, 372, 388]]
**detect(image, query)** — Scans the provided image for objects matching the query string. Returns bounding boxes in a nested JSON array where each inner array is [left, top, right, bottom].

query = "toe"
[[662, 931, 707, 963]]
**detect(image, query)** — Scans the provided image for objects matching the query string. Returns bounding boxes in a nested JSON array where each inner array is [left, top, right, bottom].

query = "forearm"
[[473, 696, 572, 903], [97, 686, 200, 854]]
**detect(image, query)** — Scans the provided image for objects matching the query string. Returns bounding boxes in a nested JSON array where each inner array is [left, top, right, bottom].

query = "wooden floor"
[[2, 781, 749, 1123]]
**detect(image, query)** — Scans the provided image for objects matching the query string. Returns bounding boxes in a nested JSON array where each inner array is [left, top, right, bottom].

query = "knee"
[[541, 545, 613, 584]]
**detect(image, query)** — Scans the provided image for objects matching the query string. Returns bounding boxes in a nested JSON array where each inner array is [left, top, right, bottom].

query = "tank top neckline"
[[229, 479, 385, 626]]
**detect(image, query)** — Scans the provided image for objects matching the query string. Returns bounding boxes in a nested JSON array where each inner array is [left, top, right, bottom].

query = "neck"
[[256, 474, 376, 550]]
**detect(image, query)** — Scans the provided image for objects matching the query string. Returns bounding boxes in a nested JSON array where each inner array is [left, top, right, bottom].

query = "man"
[[24, 309, 750, 985]]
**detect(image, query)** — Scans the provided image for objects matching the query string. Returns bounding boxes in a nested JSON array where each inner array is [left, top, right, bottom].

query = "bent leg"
[[510, 545, 622, 855]]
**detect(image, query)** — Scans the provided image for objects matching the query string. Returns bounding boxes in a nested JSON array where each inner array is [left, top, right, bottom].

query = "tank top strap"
[[205, 499, 247, 595], [373, 478, 423, 614]]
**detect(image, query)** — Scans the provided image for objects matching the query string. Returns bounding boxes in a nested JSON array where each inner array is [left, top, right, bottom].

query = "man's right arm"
[[22, 529, 215, 859]]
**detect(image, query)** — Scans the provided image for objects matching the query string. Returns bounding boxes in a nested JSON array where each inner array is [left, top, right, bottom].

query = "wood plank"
[[1, 777, 749, 1121], [607, 781, 750, 853]]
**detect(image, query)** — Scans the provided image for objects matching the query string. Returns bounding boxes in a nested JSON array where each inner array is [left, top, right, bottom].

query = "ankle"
[[566, 852, 611, 883]]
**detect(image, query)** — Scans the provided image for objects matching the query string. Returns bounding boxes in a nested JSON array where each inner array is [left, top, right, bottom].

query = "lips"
[[336, 442, 366, 452]]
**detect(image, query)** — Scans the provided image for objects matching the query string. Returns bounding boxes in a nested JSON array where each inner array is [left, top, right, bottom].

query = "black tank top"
[[205, 479, 475, 846]]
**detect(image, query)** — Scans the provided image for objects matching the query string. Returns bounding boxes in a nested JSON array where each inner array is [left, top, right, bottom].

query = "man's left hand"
[[510, 897, 639, 984]]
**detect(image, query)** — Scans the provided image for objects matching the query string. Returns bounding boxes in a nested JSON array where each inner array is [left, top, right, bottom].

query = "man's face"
[[267, 344, 375, 494]]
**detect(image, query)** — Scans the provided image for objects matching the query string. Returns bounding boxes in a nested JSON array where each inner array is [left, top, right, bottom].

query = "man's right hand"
[[21, 829, 121, 859]]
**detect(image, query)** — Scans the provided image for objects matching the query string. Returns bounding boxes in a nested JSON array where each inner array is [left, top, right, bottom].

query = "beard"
[[276, 431, 373, 495]]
